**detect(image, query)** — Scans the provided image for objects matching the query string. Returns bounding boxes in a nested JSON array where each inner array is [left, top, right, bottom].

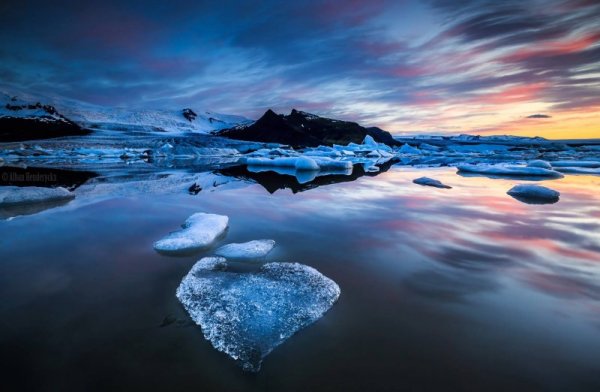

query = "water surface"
[[1, 167, 600, 391]]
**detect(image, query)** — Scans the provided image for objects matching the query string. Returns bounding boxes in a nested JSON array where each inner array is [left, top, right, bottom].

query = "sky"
[[1, 0, 599, 138]]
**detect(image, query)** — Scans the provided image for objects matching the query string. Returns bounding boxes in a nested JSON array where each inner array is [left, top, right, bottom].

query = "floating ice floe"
[[457, 164, 563, 178], [154, 213, 229, 253], [334, 135, 393, 153], [176, 257, 340, 372], [246, 156, 319, 171], [76, 172, 245, 199], [554, 167, 600, 175], [215, 239, 275, 259], [527, 160, 552, 169], [507, 184, 560, 204], [550, 160, 600, 168], [0, 186, 74, 206], [245, 156, 353, 172], [413, 177, 452, 189]]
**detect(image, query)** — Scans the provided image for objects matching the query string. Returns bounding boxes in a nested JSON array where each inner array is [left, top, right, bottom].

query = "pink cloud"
[[502, 31, 600, 63]]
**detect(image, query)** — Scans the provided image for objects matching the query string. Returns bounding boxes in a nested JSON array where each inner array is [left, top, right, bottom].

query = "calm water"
[[1, 167, 600, 391]]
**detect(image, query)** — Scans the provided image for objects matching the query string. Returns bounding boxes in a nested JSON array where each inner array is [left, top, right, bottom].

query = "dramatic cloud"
[[0, 0, 599, 137], [527, 114, 552, 118]]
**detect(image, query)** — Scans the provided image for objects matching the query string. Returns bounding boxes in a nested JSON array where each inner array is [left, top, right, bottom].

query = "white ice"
[[246, 157, 319, 171], [527, 160, 552, 169], [215, 239, 275, 259], [154, 213, 229, 253], [0, 186, 74, 206], [399, 144, 421, 154], [245, 155, 353, 172], [176, 257, 340, 372], [457, 164, 563, 178]]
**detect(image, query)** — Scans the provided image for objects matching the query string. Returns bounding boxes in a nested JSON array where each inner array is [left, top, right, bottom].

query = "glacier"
[[176, 257, 340, 372]]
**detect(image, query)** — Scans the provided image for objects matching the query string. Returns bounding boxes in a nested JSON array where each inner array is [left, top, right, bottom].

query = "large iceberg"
[[507, 184, 560, 204], [457, 164, 563, 178], [246, 157, 319, 171], [0, 186, 74, 206], [154, 213, 229, 253], [245, 156, 352, 172], [412, 177, 452, 189], [176, 257, 340, 372], [215, 239, 275, 259]]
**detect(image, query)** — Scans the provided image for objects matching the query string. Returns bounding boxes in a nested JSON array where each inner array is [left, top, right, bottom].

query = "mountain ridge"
[[217, 108, 400, 147]]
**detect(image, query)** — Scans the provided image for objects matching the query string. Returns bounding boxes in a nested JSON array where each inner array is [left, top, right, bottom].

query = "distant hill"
[[217, 109, 400, 147]]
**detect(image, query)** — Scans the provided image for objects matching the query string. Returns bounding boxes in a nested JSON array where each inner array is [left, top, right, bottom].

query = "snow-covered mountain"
[[0, 94, 74, 124], [60, 103, 253, 134], [0, 93, 89, 141], [0, 91, 254, 140]]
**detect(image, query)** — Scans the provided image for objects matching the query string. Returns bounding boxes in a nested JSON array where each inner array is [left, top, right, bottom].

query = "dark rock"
[[182, 108, 197, 122], [0, 117, 90, 142], [188, 183, 202, 195], [217, 109, 399, 148], [1, 101, 90, 141], [208, 117, 224, 124]]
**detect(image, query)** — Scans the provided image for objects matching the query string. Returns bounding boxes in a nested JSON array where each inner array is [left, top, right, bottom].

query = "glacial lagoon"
[[1, 147, 600, 390]]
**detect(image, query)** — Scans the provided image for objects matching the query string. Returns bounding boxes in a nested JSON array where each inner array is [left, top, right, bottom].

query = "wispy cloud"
[[0, 0, 598, 137]]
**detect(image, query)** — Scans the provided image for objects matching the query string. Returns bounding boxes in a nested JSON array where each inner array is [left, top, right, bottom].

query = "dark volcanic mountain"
[[217, 109, 399, 147], [0, 99, 90, 142]]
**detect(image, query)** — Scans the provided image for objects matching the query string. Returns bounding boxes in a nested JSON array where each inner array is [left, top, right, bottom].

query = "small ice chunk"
[[399, 144, 421, 154], [413, 177, 452, 189], [527, 160, 552, 169], [176, 257, 340, 372], [215, 239, 275, 259], [0, 186, 74, 206], [457, 164, 563, 178], [154, 213, 228, 253], [507, 184, 560, 204]]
